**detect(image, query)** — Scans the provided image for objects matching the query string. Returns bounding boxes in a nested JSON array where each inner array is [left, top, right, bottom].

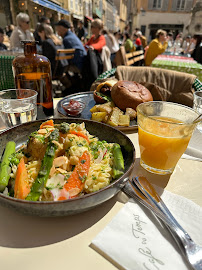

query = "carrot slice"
[[70, 130, 89, 143], [58, 151, 90, 200], [40, 119, 54, 129], [14, 157, 30, 200]]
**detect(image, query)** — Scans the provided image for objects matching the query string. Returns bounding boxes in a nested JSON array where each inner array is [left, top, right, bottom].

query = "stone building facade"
[[132, 0, 198, 41]]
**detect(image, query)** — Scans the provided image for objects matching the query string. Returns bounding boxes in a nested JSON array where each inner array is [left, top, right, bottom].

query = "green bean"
[[0, 141, 16, 192], [26, 129, 59, 201], [112, 143, 124, 179]]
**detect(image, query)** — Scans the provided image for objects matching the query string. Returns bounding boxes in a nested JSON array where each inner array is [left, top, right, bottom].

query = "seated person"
[[190, 35, 202, 62], [37, 23, 68, 77], [0, 28, 7, 50], [56, 19, 86, 72], [136, 30, 147, 49], [145, 29, 168, 66], [85, 19, 106, 52], [133, 33, 142, 51], [102, 29, 119, 64], [10, 12, 34, 50], [182, 35, 191, 54], [76, 20, 86, 41], [34, 16, 51, 46], [123, 32, 134, 53], [6, 24, 14, 37]]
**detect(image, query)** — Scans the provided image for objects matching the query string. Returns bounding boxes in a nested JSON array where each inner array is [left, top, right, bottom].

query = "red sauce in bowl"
[[62, 99, 85, 116]]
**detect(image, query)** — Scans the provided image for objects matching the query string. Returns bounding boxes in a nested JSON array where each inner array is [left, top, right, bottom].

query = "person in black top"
[[34, 16, 50, 45], [37, 23, 68, 77], [5, 24, 14, 38], [76, 21, 86, 41], [191, 35, 202, 64], [0, 28, 7, 50]]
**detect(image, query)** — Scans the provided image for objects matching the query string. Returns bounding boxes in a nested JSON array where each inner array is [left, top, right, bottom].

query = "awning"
[[85, 15, 93, 21], [72, 13, 83, 20], [94, 8, 102, 18], [31, 0, 70, 15]]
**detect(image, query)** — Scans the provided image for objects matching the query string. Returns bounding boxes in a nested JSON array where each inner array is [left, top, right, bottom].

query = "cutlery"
[[123, 180, 186, 258], [192, 113, 202, 124], [130, 176, 202, 270]]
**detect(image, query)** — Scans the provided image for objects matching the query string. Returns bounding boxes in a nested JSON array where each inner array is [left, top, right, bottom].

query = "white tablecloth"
[[0, 99, 201, 270]]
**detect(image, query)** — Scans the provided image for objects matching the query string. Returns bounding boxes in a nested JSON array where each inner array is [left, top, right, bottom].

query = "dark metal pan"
[[0, 118, 135, 217]]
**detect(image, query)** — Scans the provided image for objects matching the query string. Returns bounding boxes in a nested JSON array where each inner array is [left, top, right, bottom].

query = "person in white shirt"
[[10, 13, 34, 50], [182, 35, 191, 54], [186, 36, 196, 55], [102, 29, 119, 64]]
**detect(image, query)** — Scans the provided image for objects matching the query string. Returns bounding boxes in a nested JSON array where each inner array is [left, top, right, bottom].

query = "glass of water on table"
[[193, 91, 202, 133], [0, 89, 37, 129]]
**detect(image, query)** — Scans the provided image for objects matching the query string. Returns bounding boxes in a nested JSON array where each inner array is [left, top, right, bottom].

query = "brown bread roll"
[[111, 81, 153, 110]]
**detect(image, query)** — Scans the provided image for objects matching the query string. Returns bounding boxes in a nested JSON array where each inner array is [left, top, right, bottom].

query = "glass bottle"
[[12, 41, 54, 119]]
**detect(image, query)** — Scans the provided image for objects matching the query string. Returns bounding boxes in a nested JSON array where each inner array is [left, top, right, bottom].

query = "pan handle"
[[117, 177, 129, 189]]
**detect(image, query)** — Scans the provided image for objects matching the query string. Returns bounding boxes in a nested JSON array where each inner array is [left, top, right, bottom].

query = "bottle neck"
[[23, 42, 37, 56]]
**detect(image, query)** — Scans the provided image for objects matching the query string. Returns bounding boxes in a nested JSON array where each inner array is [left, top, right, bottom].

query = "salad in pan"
[[0, 120, 125, 202]]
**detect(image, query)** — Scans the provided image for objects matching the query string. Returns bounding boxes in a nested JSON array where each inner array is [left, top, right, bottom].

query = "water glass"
[[0, 89, 37, 128], [137, 101, 199, 175], [193, 91, 202, 133]]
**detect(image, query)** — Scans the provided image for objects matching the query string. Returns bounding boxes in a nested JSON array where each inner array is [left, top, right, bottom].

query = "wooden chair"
[[55, 48, 75, 60], [52, 49, 75, 94], [53, 48, 75, 78], [114, 46, 144, 67]]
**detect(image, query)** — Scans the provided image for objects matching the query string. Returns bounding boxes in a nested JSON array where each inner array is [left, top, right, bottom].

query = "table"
[[0, 99, 202, 270], [152, 55, 202, 82]]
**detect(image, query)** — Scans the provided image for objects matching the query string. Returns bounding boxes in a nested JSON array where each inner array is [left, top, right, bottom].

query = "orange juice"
[[138, 116, 192, 172]]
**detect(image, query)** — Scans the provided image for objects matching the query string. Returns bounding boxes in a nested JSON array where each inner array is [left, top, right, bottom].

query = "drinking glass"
[[193, 91, 202, 133], [0, 89, 37, 128], [137, 101, 199, 175]]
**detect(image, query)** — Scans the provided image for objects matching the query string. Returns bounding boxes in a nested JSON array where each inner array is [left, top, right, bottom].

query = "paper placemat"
[[92, 189, 202, 270]]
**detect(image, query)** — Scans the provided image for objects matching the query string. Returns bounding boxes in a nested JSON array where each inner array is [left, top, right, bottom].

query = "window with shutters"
[[70, 0, 74, 10], [153, 0, 162, 9], [75, 0, 78, 12], [176, 0, 185, 10], [85, 1, 89, 16], [89, 1, 92, 17]]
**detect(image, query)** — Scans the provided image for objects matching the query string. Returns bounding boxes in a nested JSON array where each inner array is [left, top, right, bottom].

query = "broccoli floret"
[[55, 123, 70, 134]]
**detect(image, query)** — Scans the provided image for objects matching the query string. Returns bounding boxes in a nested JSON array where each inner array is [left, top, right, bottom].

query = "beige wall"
[[137, 12, 191, 39], [114, 0, 128, 31], [136, 0, 198, 12], [114, 12, 120, 31], [102, 0, 106, 26], [120, 0, 127, 22], [132, 0, 198, 39], [63, 0, 83, 22], [119, 0, 128, 31]]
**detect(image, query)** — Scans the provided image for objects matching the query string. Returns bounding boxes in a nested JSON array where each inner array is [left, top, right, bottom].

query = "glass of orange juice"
[[137, 101, 199, 175]]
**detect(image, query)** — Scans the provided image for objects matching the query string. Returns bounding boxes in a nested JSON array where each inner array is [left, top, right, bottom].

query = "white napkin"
[[92, 189, 202, 270], [182, 129, 202, 161]]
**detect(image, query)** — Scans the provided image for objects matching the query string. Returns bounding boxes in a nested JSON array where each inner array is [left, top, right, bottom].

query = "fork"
[[132, 176, 202, 270], [122, 180, 187, 257]]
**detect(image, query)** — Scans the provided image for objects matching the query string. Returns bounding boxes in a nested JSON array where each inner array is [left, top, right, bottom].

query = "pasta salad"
[[0, 120, 125, 201]]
